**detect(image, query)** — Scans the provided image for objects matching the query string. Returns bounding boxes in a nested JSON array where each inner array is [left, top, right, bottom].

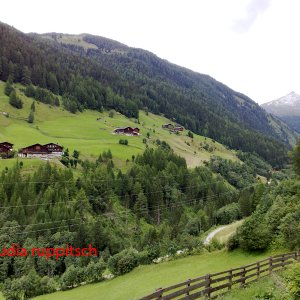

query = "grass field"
[[33, 249, 280, 300], [0, 82, 239, 170], [219, 270, 293, 299]]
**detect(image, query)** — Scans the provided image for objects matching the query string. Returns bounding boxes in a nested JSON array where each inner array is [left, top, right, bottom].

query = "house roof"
[[114, 127, 139, 131], [19, 143, 49, 153], [44, 143, 63, 148], [0, 142, 13, 146], [0, 144, 11, 152]]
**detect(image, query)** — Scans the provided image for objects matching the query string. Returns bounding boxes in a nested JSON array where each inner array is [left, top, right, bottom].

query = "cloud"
[[232, 0, 270, 33]]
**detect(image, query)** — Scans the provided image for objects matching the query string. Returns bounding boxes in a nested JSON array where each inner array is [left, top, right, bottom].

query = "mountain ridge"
[[0, 22, 297, 166], [262, 92, 300, 132]]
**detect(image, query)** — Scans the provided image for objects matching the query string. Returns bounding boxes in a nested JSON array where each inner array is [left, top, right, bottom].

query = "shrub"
[[9, 90, 23, 109], [283, 264, 300, 297], [216, 203, 241, 224], [61, 265, 84, 290], [238, 212, 271, 251], [85, 259, 106, 283], [39, 276, 58, 294], [226, 232, 240, 251], [108, 249, 139, 275], [119, 139, 128, 145], [137, 250, 152, 265]]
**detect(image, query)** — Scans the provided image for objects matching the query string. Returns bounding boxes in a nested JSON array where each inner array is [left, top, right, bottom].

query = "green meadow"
[[0, 82, 239, 170], [34, 249, 278, 300]]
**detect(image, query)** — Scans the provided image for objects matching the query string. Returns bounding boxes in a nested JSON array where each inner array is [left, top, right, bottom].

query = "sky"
[[0, 0, 299, 104]]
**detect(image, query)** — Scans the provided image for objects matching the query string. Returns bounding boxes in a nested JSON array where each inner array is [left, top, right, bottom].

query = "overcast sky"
[[1, 0, 299, 104]]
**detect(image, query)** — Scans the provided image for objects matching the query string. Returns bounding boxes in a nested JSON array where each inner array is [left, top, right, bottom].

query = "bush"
[[206, 238, 224, 252], [238, 212, 271, 251], [61, 265, 84, 290], [9, 90, 23, 109], [283, 264, 300, 297], [119, 139, 128, 145], [3, 278, 24, 300], [108, 249, 139, 275], [109, 110, 114, 118], [216, 203, 241, 224], [137, 250, 152, 265], [39, 276, 58, 294], [85, 259, 106, 283], [226, 233, 240, 251]]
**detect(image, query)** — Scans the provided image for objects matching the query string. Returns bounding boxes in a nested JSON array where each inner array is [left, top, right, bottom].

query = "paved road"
[[203, 226, 226, 245]]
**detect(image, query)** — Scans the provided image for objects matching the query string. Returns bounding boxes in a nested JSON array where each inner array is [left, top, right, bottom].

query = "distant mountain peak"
[[263, 92, 300, 107], [261, 92, 300, 133]]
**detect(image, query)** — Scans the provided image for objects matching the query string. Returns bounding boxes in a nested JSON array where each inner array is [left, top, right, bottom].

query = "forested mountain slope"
[[0, 22, 297, 166], [262, 92, 300, 133]]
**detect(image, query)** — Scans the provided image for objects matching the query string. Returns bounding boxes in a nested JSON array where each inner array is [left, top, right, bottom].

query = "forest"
[[0, 145, 271, 299], [0, 22, 294, 167]]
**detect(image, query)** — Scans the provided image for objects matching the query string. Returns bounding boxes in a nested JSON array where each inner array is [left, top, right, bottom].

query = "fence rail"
[[140, 252, 300, 300]]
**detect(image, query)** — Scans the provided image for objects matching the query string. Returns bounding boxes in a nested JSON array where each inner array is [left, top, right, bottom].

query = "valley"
[[0, 19, 300, 300]]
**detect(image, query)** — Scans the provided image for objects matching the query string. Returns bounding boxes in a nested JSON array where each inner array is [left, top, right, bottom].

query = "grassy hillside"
[[33, 249, 278, 300], [213, 220, 244, 244], [0, 22, 293, 167], [0, 81, 238, 170]]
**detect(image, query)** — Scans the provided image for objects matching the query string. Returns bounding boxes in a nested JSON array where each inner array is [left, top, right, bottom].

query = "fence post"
[[205, 274, 211, 299], [155, 287, 163, 299], [186, 279, 191, 296], [269, 256, 273, 274], [281, 254, 285, 268], [257, 261, 260, 279], [240, 267, 246, 288], [228, 269, 232, 291]]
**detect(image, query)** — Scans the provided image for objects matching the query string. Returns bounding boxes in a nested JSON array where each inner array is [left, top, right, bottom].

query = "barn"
[[0, 142, 13, 150], [44, 143, 64, 156], [18, 144, 49, 158], [113, 127, 140, 136], [0, 142, 14, 158]]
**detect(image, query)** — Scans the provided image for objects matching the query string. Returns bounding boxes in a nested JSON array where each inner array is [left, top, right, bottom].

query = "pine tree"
[[4, 81, 13, 96], [30, 101, 35, 112], [28, 110, 34, 123], [9, 90, 23, 109]]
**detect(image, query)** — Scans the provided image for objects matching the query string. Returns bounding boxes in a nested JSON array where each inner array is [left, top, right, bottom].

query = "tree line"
[[0, 145, 266, 298]]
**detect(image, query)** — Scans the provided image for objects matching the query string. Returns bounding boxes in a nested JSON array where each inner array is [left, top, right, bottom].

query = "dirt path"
[[203, 226, 227, 245]]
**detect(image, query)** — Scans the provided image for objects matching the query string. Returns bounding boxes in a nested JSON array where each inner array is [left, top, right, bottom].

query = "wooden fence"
[[140, 251, 300, 300]]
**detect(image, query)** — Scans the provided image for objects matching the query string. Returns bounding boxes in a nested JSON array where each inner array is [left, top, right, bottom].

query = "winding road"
[[203, 226, 226, 245]]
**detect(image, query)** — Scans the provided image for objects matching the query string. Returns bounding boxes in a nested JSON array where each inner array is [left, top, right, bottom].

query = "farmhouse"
[[18, 143, 64, 158], [0, 142, 13, 150], [0, 142, 14, 158], [44, 143, 64, 156], [162, 123, 174, 130], [19, 144, 49, 158], [174, 126, 184, 132], [113, 127, 140, 136]]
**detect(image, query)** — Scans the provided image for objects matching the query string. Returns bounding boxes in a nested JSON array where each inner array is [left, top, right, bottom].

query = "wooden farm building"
[[18, 143, 64, 158], [0, 142, 13, 150], [0, 142, 14, 158], [174, 126, 184, 132], [162, 123, 184, 132], [113, 127, 140, 136], [44, 143, 64, 155], [162, 123, 174, 130]]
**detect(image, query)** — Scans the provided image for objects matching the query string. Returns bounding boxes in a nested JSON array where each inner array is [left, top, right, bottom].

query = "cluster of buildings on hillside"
[[113, 127, 140, 136], [0, 123, 184, 159], [112, 124, 184, 136], [162, 123, 184, 132], [0, 142, 64, 159]]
